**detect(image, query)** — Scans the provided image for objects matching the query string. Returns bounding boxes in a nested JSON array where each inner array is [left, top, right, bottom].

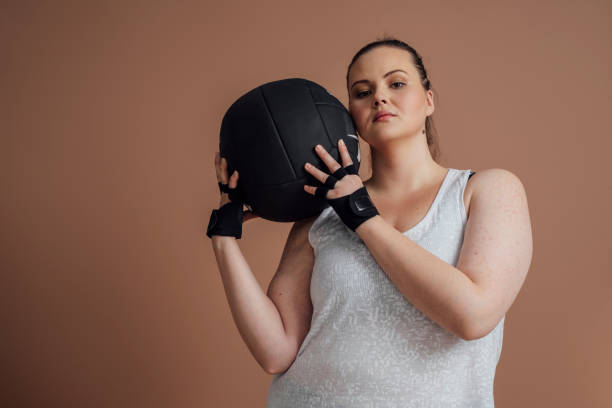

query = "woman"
[[209, 37, 533, 407]]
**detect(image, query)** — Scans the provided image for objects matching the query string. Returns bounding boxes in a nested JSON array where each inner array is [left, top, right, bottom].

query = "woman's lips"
[[374, 114, 394, 122]]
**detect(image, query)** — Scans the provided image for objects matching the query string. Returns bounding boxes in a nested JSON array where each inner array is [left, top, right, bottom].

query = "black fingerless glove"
[[206, 182, 245, 239], [314, 164, 379, 232]]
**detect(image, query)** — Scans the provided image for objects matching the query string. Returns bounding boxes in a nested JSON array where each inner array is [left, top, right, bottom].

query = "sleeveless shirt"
[[266, 168, 504, 408]]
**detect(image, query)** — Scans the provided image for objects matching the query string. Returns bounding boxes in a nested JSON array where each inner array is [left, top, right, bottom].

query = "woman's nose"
[[373, 92, 388, 105]]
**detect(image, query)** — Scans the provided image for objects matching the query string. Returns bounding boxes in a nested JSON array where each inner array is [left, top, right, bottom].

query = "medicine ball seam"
[[306, 83, 334, 154], [258, 86, 298, 179], [249, 175, 326, 189], [313, 102, 346, 109]]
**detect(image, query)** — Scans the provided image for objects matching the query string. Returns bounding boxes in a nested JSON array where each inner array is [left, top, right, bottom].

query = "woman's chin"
[[363, 127, 404, 141]]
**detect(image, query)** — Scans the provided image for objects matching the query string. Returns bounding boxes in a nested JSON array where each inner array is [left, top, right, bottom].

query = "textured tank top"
[[266, 168, 504, 407]]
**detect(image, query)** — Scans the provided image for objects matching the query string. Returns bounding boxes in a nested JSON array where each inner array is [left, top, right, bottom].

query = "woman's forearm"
[[355, 216, 481, 340], [211, 236, 291, 373]]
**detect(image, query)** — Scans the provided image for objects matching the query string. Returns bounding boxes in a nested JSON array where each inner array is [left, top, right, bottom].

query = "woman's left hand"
[[303, 139, 380, 232], [303, 139, 363, 199]]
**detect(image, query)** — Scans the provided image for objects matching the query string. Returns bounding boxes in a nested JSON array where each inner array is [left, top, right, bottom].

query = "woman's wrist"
[[206, 201, 244, 239], [327, 185, 379, 231]]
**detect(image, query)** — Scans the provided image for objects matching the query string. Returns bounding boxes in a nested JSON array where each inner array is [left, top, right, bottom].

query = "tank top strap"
[[455, 168, 475, 223]]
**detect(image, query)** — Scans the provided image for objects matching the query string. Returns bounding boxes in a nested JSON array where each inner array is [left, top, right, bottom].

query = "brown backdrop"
[[2, 1, 610, 407]]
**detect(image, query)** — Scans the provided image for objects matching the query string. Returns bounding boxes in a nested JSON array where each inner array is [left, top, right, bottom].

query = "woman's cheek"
[[350, 109, 367, 128]]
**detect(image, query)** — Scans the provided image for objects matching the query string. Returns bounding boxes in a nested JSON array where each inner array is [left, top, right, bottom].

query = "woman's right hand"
[[215, 152, 259, 223]]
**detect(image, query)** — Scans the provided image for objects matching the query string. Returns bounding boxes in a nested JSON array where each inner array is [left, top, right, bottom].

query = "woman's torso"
[[266, 168, 503, 408]]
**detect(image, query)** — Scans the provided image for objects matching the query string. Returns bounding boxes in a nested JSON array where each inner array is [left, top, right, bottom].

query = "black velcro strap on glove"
[[206, 200, 244, 239], [327, 186, 379, 232], [314, 164, 358, 200], [218, 182, 245, 203], [207, 181, 245, 239], [314, 164, 378, 232]]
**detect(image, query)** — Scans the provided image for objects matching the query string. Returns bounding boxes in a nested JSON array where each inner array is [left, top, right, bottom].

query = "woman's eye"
[[355, 82, 405, 98]]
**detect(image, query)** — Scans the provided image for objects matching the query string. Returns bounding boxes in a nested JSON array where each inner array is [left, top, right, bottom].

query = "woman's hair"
[[345, 36, 441, 162]]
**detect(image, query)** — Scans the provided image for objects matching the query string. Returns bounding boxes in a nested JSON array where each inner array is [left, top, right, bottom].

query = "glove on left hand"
[[314, 164, 379, 232]]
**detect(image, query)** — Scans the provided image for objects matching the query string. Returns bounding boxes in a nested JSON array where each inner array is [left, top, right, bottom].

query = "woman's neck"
[[364, 137, 446, 198]]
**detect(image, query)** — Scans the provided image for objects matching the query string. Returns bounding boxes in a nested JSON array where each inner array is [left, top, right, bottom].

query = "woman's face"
[[347, 46, 434, 148]]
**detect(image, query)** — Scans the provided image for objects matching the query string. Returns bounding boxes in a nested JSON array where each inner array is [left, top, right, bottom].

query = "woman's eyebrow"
[[350, 69, 408, 90]]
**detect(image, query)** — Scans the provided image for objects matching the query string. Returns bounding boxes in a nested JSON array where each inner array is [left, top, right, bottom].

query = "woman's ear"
[[425, 90, 435, 116]]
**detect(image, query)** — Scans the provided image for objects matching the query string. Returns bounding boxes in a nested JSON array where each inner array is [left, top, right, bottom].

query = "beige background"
[[2, 1, 610, 407]]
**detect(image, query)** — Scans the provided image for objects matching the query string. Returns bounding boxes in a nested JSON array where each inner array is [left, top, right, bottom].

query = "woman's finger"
[[303, 185, 315, 195], [228, 170, 238, 189], [214, 152, 222, 182], [304, 162, 331, 184], [314, 144, 341, 174], [220, 157, 229, 184], [338, 139, 353, 167]]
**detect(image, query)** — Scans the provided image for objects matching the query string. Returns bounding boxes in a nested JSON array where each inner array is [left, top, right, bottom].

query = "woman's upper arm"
[[456, 168, 533, 338], [266, 215, 317, 363]]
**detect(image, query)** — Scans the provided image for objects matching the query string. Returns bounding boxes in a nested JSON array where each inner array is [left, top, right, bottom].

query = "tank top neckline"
[[318, 167, 457, 236], [400, 167, 453, 235]]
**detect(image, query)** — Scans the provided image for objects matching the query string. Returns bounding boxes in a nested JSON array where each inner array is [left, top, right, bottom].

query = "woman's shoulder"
[[467, 168, 526, 205], [468, 168, 524, 190], [292, 210, 330, 250]]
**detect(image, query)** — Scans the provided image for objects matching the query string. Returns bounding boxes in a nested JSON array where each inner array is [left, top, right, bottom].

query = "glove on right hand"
[[206, 181, 244, 239], [206, 154, 251, 240]]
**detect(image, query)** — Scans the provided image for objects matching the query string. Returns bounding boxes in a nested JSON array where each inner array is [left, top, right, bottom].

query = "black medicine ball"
[[218, 78, 361, 222]]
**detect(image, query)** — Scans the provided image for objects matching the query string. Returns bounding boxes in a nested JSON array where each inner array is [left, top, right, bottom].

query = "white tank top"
[[266, 168, 504, 407]]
